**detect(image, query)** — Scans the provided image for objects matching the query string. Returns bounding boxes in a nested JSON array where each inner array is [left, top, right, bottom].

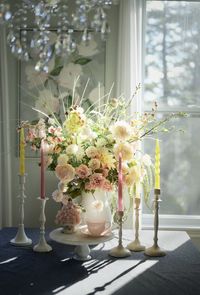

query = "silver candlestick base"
[[109, 211, 131, 258], [10, 174, 32, 246], [33, 197, 52, 253], [145, 189, 166, 257], [127, 197, 145, 252]]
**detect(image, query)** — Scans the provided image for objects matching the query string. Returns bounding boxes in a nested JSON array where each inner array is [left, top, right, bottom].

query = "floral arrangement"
[[55, 198, 81, 233], [22, 81, 185, 210]]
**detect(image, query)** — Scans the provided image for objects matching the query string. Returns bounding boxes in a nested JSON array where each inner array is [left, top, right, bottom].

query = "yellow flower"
[[63, 110, 86, 134], [54, 146, 62, 154], [98, 147, 116, 169], [114, 142, 133, 161]]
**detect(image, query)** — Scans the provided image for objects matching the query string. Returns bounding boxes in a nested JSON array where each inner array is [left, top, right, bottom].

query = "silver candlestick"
[[145, 189, 166, 257], [33, 197, 52, 252], [127, 197, 145, 252], [109, 211, 131, 258], [10, 174, 32, 246]]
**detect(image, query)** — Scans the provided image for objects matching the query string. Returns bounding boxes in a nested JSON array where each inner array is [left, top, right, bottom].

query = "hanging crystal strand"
[[7, 3, 30, 61], [7, 8, 23, 59], [19, 3, 30, 61], [72, 0, 92, 45], [73, 0, 89, 30], [3, 0, 113, 71], [55, 0, 76, 58], [91, 6, 110, 41], [0, 2, 12, 24], [34, 1, 52, 72]]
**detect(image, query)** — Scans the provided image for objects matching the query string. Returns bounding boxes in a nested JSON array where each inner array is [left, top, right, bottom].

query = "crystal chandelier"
[[0, 2, 12, 24], [3, 0, 115, 73]]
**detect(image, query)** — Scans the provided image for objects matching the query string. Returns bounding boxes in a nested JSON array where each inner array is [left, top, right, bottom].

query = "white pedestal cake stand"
[[50, 226, 114, 261]]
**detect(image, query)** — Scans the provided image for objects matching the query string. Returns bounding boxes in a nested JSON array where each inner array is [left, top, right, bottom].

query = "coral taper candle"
[[155, 139, 160, 189], [19, 127, 25, 176], [118, 153, 123, 211], [40, 141, 45, 199]]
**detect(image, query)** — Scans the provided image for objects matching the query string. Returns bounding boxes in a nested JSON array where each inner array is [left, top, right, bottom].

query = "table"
[[50, 227, 114, 261], [0, 228, 200, 295]]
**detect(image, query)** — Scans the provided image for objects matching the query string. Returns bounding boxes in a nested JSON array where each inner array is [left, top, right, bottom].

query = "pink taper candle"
[[118, 152, 123, 212], [40, 140, 45, 199]]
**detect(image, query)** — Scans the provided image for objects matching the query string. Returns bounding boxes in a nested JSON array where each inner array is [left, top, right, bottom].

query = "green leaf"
[[74, 57, 92, 65], [50, 65, 63, 76]]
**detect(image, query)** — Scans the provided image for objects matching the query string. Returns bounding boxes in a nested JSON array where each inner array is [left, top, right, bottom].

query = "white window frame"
[[141, 0, 200, 235]]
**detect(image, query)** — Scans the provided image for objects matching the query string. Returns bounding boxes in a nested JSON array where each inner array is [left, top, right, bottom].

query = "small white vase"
[[81, 190, 112, 224]]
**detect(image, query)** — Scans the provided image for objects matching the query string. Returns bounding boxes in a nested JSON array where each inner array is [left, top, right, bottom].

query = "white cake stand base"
[[74, 245, 91, 261], [50, 226, 114, 261]]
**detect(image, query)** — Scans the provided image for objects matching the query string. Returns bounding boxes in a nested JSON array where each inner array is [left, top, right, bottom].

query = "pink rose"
[[85, 173, 105, 190], [55, 164, 75, 182], [102, 179, 113, 191], [76, 164, 91, 179]]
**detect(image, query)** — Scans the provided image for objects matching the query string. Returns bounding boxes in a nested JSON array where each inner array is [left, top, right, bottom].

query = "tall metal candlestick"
[[127, 197, 145, 252], [109, 211, 131, 258], [10, 174, 32, 246], [33, 197, 52, 252], [144, 189, 166, 257]]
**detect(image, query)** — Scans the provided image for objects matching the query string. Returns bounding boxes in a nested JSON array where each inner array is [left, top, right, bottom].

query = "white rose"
[[52, 190, 63, 202], [80, 127, 97, 140], [76, 146, 85, 161], [66, 144, 79, 155], [114, 142, 134, 161], [57, 154, 69, 165], [110, 121, 132, 141]]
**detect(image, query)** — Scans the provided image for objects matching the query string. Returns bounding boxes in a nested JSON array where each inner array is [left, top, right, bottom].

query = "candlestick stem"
[[33, 198, 52, 252], [145, 189, 166, 257], [10, 174, 32, 246], [109, 211, 131, 258], [127, 198, 145, 252]]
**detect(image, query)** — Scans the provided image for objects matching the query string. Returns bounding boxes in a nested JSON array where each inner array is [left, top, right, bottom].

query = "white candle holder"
[[33, 197, 52, 252], [10, 174, 32, 246]]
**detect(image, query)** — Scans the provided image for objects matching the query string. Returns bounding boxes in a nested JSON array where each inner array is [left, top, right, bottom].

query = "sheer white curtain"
[[116, 0, 146, 227], [0, 27, 13, 228], [116, 0, 146, 113]]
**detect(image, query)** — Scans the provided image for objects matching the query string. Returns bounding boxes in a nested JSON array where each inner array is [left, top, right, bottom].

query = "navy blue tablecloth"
[[0, 228, 200, 295]]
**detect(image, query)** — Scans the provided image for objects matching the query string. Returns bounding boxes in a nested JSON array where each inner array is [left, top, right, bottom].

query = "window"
[[143, 1, 200, 221]]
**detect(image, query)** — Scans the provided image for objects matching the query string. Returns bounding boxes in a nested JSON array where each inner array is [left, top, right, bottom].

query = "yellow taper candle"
[[155, 139, 160, 189], [19, 127, 25, 175]]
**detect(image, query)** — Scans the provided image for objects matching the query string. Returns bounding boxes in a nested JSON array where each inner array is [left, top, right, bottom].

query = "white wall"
[[0, 5, 119, 228]]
